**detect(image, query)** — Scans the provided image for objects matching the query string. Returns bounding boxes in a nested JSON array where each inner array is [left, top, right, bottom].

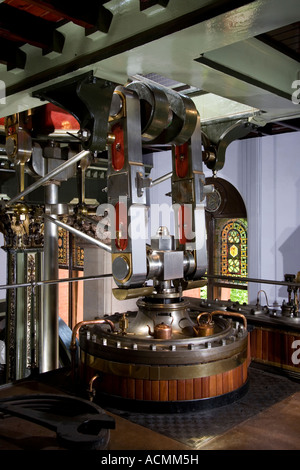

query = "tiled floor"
[[108, 366, 300, 449]]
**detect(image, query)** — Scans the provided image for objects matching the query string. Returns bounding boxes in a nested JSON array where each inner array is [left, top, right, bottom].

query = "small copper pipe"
[[88, 374, 100, 401], [71, 318, 115, 350], [70, 319, 115, 380], [210, 310, 247, 330]]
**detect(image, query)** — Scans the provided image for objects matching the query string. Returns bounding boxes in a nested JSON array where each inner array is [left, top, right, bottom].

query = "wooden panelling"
[[250, 327, 300, 374], [82, 362, 248, 403], [168, 380, 177, 401]]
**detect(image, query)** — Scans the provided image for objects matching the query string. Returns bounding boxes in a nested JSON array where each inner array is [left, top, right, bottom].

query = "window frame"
[[205, 177, 248, 302]]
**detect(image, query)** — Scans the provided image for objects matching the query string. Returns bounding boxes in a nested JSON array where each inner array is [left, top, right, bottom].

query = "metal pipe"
[[43, 214, 112, 253], [88, 374, 100, 401], [211, 310, 247, 330], [70, 319, 115, 380], [1, 272, 298, 291], [150, 172, 172, 187], [70, 319, 115, 351], [6, 149, 91, 207], [205, 274, 300, 288], [41, 183, 59, 373], [0, 273, 113, 291], [256, 289, 270, 307]]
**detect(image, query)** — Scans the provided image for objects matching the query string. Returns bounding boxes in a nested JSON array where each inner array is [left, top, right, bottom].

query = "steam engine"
[[0, 74, 250, 411]]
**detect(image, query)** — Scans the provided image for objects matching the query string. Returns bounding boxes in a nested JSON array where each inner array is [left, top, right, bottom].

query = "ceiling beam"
[[5, 0, 257, 98], [139, 0, 170, 11], [195, 54, 293, 102], [256, 33, 300, 63], [0, 37, 27, 70], [0, 3, 65, 54], [17, 0, 113, 32]]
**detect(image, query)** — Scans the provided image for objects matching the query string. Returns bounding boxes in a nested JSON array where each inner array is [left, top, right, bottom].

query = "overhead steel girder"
[[0, 3, 65, 57], [195, 37, 300, 120], [0, 0, 300, 122]]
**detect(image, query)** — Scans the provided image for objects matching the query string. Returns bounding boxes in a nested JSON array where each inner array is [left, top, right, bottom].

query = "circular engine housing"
[[78, 299, 250, 412]]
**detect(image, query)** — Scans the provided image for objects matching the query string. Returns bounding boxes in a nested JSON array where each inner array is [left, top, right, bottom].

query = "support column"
[[41, 183, 59, 373], [5, 249, 42, 381]]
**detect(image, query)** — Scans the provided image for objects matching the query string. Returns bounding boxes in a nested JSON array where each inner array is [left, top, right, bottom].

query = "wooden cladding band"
[[81, 361, 248, 401], [250, 326, 300, 373], [79, 336, 251, 402]]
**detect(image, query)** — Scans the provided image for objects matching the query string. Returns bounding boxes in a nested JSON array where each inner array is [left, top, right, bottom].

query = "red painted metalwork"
[[175, 142, 189, 178], [111, 123, 125, 171]]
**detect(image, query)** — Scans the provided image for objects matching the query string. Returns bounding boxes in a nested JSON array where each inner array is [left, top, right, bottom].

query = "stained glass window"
[[215, 218, 248, 284], [58, 228, 84, 269], [205, 177, 248, 303], [73, 242, 84, 269], [58, 227, 69, 267]]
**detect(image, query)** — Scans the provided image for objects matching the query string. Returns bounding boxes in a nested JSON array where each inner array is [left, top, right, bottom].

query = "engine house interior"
[[0, 0, 300, 452]]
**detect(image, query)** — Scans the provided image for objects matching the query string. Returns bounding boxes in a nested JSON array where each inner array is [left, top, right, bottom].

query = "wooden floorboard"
[[197, 391, 300, 450]]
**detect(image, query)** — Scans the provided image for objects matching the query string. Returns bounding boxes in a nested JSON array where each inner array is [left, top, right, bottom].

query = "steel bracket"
[[32, 72, 117, 153]]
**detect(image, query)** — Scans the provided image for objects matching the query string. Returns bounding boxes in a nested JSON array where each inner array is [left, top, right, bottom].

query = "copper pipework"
[[71, 318, 115, 380], [71, 318, 115, 351], [210, 310, 247, 330], [88, 375, 100, 401]]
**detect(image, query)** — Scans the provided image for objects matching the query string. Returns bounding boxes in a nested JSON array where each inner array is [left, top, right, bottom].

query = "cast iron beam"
[[140, 0, 170, 11], [0, 37, 27, 71], [17, 0, 113, 33], [0, 3, 65, 54], [6, 0, 256, 98]]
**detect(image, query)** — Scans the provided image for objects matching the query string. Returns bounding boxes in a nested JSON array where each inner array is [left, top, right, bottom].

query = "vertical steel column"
[[41, 183, 59, 373]]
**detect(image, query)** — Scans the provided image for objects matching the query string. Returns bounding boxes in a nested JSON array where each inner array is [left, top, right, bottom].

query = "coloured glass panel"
[[215, 218, 248, 284]]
